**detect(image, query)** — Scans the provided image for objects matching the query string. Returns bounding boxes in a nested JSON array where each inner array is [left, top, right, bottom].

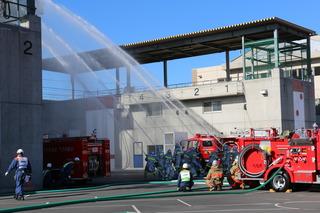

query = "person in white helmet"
[[205, 160, 223, 191], [60, 157, 80, 184], [177, 163, 194, 192], [230, 156, 244, 189], [5, 149, 32, 200]]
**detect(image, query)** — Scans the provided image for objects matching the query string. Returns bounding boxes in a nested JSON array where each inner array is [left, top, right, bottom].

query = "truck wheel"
[[270, 171, 290, 192]]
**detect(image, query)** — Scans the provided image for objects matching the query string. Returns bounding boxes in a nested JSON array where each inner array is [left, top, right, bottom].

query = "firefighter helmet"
[[182, 163, 189, 169], [16, 149, 24, 154]]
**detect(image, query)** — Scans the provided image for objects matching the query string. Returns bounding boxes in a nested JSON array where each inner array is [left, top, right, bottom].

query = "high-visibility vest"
[[180, 170, 191, 182], [16, 157, 28, 170]]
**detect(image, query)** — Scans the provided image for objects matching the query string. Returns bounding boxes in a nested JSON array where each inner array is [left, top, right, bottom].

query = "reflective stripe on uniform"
[[16, 157, 28, 170], [180, 170, 191, 182]]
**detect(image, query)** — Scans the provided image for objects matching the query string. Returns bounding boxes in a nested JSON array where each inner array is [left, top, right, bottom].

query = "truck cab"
[[181, 134, 221, 162]]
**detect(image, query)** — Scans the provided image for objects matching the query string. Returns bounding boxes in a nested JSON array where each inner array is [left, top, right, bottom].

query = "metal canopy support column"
[[70, 75, 75, 100], [306, 37, 312, 77], [163, 60, 168, 87], [225, 50, 231, 81], [274, 29, 279, 68], [116, 68, 120, 95], [126, 66, 131, 91], [242, 36, 246, 80]]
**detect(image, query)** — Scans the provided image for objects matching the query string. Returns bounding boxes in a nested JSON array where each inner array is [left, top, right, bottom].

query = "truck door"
[[133, 142, 143, 168]]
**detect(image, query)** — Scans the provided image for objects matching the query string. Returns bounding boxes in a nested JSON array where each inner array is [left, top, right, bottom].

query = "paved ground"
[[1, 183, 320, 213]]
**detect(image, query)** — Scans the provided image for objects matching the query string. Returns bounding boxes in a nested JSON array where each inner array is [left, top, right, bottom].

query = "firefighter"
[[144, 152, 157, 178], [183, 148, 197, 177], [177, 163, 194, 192], [156, 152, 165, 180], [43, 163, 53, 188], [230, 156, 245, 189], [205, 160, 223, 191], [190, 147, 204, 176], [60, 157, 80, 184], [173, 143, 183, 172], [5, 149, 32, 200], [164, 149, 175, 180]]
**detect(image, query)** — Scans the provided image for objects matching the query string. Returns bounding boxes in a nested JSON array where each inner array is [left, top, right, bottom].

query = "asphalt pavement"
[[1, 182, 320, 213]]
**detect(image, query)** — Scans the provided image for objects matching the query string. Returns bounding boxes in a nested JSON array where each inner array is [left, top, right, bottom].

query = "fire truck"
[[180, 133, 222, 163], [43, 136, 111, 185], [234, 128, 320, 192]]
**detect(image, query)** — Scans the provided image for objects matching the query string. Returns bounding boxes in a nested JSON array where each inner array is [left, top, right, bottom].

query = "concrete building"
[[0, 0, 42, 192], [43, 18, 317, 170]]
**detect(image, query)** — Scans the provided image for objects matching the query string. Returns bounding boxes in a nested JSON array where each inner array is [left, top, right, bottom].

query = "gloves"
[[5, 172, 8, 176]]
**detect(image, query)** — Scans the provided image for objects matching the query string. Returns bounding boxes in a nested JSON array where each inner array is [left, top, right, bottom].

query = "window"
[[202, 140, 213, 147], [203, 101, 222, 112], [144, 103, 162, 116], [315, 67, 320, 76], [203, 102, 212, 113], [147, 145, 163, 154], [212, 101, 222, 111]]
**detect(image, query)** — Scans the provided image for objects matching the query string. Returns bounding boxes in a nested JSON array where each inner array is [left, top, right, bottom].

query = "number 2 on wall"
[[24, 41, 33, 55], [194, 88, 199, 96]]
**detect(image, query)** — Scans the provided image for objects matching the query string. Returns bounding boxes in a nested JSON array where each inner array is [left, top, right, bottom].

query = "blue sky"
[[46, 0, 320, 98]]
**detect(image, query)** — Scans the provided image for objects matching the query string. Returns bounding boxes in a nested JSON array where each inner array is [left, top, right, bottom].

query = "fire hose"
[[238, 144, 268, 178], [0, 167, 283, 213]]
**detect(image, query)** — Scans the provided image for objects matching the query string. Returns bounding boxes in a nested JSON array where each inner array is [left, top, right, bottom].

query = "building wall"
[[0, 16, 42, 192]]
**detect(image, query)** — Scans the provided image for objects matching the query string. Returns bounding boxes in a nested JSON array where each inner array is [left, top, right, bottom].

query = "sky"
[[45, 0, 320, 99]]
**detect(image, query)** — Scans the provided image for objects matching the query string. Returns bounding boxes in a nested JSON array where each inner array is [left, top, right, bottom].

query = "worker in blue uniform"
[[156, 152, 165, 180], [173, 143, 183, 172], [43, 163, 53, 188], [5, 149, 32, 200], [177, 163, 194, 191], [60, 157, 80, 185], [144, 152, 157, 178], [164, 149, 175, 180]]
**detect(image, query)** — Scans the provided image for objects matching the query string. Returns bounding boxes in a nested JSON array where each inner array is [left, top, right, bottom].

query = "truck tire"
[[270, 171, 290, 192]]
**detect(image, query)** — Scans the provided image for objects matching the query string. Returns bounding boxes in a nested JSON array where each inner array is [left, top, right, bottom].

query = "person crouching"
[[177, 163, 194, 192]]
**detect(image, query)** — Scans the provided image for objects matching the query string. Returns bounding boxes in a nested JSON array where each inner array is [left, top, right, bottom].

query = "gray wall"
[[0, 16, 42, 192]]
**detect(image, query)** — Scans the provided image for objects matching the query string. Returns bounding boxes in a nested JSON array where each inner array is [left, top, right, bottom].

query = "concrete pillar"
[[116, 68, 120, 95], [126, 66, 131, 91], [274, 29, 279, 68], [242, 36, 246, 80], [225, 50, 231, 81], [71, 75, 75, 100], [163, 60, 168, 87], [307, 37, 312, 77]]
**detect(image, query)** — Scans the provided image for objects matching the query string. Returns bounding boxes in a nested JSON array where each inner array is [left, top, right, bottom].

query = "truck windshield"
[[202, 140, 213, 147]]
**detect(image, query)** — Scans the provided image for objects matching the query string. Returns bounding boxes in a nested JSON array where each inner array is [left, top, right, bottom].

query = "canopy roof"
[[43, 17, 315, 72]]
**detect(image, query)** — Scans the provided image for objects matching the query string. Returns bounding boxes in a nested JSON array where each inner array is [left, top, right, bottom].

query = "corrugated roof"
[[121, 17, 315, 49], [43, 17, 316, 72]]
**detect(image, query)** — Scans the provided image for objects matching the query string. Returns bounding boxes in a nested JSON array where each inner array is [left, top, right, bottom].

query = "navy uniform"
[[5, 149, 32, 200], [164, 149, 175, 180]]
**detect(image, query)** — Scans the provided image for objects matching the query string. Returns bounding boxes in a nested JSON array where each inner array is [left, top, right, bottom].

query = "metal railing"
[[43, 78, 243, 101]]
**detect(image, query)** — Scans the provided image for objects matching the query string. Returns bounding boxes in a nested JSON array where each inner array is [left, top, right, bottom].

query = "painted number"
[[24, 41, 33, 55], [194, 88, 199, 96]]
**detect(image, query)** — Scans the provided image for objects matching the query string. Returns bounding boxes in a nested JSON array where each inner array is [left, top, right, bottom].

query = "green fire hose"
[[0, 167, 282, 213]]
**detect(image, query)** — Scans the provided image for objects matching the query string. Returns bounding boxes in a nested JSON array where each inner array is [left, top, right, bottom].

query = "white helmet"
[[212, 160, 218, 166], [47, 163, 52, 168], [74, 157, 80, 161], [16, 149, 24, 154], [234, 156, 239, 163], [182, 163, 189, 169]]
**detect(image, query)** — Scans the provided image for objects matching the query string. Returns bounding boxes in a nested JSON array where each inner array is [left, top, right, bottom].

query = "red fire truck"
[[43, 136, 111, 183], [181, 134, 222, 163], [234, 128, 320, 192]]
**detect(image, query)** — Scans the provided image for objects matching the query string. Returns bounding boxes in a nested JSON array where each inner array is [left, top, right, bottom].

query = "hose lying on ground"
[[0, 167, 283, 213]]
